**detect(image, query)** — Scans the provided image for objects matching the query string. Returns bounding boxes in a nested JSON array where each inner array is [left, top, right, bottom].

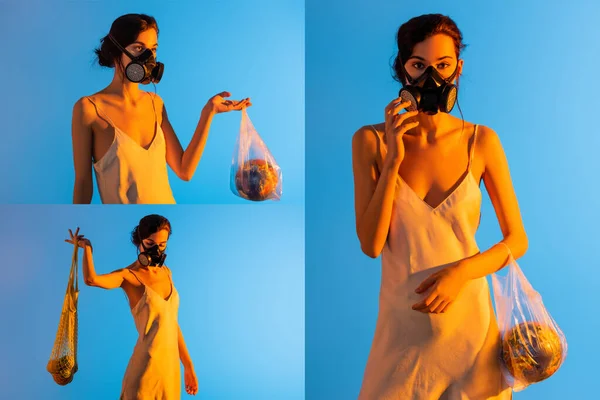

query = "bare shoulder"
[[72, 96, 96, 124], [147, 91, 165, 107], [352, 124, 383, 156], [475, 124, 504, 155], [120, 263, 139, 282]]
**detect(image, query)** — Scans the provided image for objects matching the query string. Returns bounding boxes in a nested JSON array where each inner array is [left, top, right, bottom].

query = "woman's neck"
[[406, 112, 455, 142], [104, 73, 143, 103]]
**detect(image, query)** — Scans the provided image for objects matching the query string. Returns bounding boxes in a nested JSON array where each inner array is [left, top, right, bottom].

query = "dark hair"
[[94, 14, 159, 70], [392, 14, 466, 84], [131, 214, 172, 247]]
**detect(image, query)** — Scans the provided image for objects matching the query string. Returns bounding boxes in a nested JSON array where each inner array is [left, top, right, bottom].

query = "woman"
[[352, 14, 528, 399], [72, 13, 251, 204], [66, 214, 198, 398]]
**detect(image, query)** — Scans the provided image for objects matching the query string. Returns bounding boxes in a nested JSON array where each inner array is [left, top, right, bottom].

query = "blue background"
[[0, 0, 304, 204], [0, 205, 304, 399], [306, 1, 599, 399]]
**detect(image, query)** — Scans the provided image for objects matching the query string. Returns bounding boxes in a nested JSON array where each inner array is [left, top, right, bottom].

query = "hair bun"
[[94, 36, 115, 68]]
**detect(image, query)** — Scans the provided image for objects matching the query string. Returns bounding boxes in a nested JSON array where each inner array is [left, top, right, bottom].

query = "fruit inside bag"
[[491, 244, 567, 392], [46, 242, 80, 385], [230, 108, 282, 201]]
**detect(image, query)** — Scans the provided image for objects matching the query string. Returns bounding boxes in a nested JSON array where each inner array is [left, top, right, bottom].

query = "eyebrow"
[[130, 41, 158, 47], [408, 55, 454, 62], [145, 239, 167, 244]]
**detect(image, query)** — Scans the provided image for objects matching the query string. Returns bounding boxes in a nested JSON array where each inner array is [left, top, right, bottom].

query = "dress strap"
[[147, 92, 158, 126], [128, 269, 145, 286], [467, 124, 479, 170], [85, 96, 118, 129]]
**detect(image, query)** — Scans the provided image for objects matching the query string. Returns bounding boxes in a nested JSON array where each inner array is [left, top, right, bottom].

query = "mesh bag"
[[491, 244, 567, 391], [46, 242, 80, 385], [230, 108, 282, 201]]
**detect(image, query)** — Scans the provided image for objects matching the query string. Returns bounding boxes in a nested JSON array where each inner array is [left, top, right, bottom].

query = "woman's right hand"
[[384, 98, 419, 165], [65, 227, 92, 249]]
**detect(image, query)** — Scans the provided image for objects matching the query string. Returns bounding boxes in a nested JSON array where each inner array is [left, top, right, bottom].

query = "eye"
[[437, 63, 451, 69], [411, 62, 425, 70]]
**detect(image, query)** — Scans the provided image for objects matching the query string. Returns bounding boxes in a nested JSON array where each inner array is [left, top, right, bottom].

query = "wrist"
[[382, 156, 402, 171], [453, 260, 472, 282], [201, 104, 216, 118]]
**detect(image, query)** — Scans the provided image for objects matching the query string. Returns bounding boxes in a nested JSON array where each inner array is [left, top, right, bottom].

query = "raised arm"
[[81, 244, 126, 289], [71, 98, 95, 204], [352, 99, 419, 258], [66, 228, 125, 289]]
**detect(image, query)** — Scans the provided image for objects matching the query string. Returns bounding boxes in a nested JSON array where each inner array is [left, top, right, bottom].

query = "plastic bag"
[[230, 108, 282, 201], [46, 242, 80, 385], [491, 244, 567, 392]]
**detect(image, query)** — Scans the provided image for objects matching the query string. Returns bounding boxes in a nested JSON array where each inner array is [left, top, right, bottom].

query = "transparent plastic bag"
[[491, 244, 567, 392], [46, 242, 79, 385], [230, 109, 282, 201]]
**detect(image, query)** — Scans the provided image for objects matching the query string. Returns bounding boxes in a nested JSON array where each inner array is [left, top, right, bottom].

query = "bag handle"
[[67, 241, 79, 298], [495, 241, 539, 299], [498, 241, 513, 263]]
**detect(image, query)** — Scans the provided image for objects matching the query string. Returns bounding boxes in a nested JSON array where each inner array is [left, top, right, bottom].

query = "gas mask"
[[399, 64, 459, 114], [138, 241, 167, 267], [108, 34, 164, 84]]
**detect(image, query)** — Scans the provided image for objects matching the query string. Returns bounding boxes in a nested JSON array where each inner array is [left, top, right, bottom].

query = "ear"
[[456, 59, 464, 79]]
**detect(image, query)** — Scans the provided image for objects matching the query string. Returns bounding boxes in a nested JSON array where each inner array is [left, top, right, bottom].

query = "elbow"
[[84, 275, 98, 287], [177, 168, 193, 182], [360, 240, 382, 259], [506, 232, 528, 259], [180, 173, 192, 182], [519, 233, 529, 257], [356, 224, 383, 259]]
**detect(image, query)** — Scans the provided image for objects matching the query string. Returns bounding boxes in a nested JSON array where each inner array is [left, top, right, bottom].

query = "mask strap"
[[107, 34, 137, 61], [398, 55, 414, 86], [137, 229, 145, 253], [446, 63, 460, 84]]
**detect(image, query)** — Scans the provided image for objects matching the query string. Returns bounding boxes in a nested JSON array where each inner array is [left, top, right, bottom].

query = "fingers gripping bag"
[[46, 242, 80, 385], [491, 243, 567, 392], [230, 108, 282, 201]]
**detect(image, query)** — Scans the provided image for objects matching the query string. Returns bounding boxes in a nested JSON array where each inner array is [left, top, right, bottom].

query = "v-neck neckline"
[[144, 276, 174, 303], [114, 122, 159, 152], [398, 171, 476, 212]]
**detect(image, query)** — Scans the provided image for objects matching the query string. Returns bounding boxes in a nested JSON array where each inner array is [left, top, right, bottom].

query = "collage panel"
[[306, 1, 598, 399], [0, 204, 304, 399], [0, 1, 304, 205]]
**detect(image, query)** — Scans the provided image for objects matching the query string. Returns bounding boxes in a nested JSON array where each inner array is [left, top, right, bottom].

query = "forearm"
[[457, 234, 529, 281], [82, 245, 98, 285], [178, 325, 193, 369], [357, 160, 402, 258], [179, 108, 216, 181]]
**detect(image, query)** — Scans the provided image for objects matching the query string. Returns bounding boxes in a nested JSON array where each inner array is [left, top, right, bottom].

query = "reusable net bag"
[[491, 244, 567, 392], [230, 108, 282, 201], [46, 242, 80, 385]]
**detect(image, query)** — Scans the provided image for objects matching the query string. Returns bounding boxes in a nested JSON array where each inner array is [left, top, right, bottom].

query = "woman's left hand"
[[412, 263, 469, 314], [204, 91, 252, 114], [184, 366, 198, 396]]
